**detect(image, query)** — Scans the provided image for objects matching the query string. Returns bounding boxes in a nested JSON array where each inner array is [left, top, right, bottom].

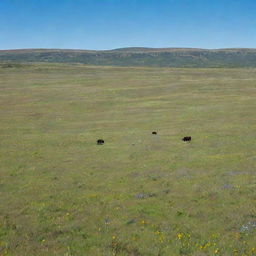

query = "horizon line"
[[1, 47, 256, 52]]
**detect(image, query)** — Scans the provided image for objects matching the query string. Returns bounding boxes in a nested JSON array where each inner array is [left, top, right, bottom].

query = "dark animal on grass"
[[182, 136, 191, 142], [152, 131, 157, 135], [97, 139, 104, 145]]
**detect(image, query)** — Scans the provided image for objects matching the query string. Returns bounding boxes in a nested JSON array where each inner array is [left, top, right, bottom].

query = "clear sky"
[[0, 0, 255, 50]]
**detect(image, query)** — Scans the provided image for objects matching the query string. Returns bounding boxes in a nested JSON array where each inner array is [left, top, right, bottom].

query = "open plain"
[[0, 63, 256, 255]]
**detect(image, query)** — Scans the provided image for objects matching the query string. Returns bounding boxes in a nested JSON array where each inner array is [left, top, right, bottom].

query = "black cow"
[[182, 136, 191, 142], [152, 131, 157, 135], [97, 139, 104, 145]]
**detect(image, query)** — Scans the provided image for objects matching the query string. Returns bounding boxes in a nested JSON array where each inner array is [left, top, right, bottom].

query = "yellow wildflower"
[[177, 233, 183, 240], [215, 248, 219, 254]]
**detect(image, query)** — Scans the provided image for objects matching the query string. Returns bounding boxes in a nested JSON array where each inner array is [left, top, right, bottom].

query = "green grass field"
[[0, 63, 255, 256]]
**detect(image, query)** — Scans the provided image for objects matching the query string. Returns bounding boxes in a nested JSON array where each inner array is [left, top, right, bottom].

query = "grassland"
[[0, 63, 255, 256]]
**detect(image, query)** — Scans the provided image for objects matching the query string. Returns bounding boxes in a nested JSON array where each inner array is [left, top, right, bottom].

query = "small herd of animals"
[[97, 133, 191, 145]]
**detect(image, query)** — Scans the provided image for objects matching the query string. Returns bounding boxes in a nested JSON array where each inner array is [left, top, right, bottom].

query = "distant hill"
[[1, 47, 256, 67]]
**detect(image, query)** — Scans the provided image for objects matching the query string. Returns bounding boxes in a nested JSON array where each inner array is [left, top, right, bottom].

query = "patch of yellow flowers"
[[177, 233, 184, 240]]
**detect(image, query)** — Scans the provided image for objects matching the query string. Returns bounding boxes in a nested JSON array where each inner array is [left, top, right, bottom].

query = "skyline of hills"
[[1, 47, 256, 67]]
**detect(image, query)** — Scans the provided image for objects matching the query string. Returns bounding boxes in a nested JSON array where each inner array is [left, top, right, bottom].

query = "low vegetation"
[[1, 48, 256, 67], [0, 63, 255, 255]]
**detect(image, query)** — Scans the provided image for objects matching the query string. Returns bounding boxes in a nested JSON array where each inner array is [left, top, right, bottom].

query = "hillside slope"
[[1, 48, 256, 67]]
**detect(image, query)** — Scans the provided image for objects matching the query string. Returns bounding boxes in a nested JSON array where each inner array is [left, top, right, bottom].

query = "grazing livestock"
[[182, 136, 191, 142], [152, 131, 157, 135], [97, 139, 104, 145]]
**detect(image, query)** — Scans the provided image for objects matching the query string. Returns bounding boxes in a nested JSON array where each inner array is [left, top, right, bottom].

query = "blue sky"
[[0, 0, 255, 50]]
